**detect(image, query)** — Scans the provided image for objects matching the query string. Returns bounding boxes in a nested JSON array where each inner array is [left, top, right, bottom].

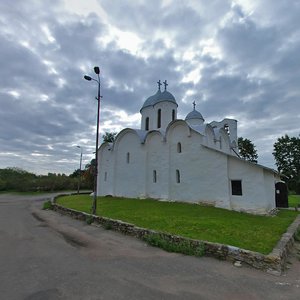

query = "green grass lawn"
[[289, 194, 300, 207], [56, 195, 300, 255]]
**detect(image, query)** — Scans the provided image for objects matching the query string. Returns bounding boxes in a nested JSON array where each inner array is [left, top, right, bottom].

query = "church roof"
[[141, 81, 177, 111], [142, 89, 162, 109], [185, 109, 204, 121]]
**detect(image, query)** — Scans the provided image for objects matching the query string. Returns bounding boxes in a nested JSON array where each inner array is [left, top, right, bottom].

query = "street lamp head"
[[76, 145, 81, 149], [94, 66, 100, 75], [84, 75, 92, 81]]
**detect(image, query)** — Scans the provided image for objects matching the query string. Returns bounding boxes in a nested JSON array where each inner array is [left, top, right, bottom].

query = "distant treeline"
[[0, 167, 93, 192]]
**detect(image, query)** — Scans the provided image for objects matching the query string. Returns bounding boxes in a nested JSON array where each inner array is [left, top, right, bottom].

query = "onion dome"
[[141, 89, 162, 110], [141, 80, 177, 111], [185, 101, 205, 124], [185, 109, 204, 122]]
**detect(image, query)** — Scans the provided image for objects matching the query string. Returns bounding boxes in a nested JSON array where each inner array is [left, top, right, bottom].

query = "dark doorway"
[[275, 182, 288, 208]]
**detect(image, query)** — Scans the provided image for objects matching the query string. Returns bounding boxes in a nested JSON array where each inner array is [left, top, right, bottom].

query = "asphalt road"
[[0, 194, 299, 300]]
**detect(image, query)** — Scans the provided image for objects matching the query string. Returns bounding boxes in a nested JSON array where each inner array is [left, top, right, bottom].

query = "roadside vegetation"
[[56, 194, 299, 254], [0, 167, 93, 192]]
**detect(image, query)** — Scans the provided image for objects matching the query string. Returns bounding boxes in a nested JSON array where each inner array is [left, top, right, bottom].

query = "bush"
[[42, 200, 53, 210], [85, 215, 94, 225], [143, 233, 205, 257], [104, 222, 113, 230]]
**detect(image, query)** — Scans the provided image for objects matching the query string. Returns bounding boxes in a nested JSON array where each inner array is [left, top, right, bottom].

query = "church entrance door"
[[275, 182, 288, 208]]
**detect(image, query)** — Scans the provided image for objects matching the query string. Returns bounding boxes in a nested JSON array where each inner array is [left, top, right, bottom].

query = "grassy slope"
[[56, 195, 299, 254], [289, 195, 300, 207]]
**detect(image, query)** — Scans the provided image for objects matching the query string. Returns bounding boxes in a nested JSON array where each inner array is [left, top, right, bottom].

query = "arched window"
[[145, 117, 149, 131], [104, 172, 107, 181], [176, 169, 180, 183], [224, 124, 230, 135], [153, 170, 157, 183], [172, 109, 175, 121], [126, 152, 130, 164], [157, 109, 161, 128], [177, 142, 182, 153]]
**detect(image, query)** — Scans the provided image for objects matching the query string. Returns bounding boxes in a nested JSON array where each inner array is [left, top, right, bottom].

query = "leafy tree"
[[102, 132, 117, 143], [273, 135, 300, 193], [238, 137, 258, 163], [69, 169, 84, 178], [0, 167, 37, 191], [83, 159, 96, 189]]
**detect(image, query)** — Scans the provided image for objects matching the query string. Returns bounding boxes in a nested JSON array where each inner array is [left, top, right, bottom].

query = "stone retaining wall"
[[51, 202, 300, 276]]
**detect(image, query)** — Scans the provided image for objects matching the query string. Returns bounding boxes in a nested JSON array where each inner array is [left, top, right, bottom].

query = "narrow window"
[[104, 172, 107, 182], [231, 180, 242, 195], [177, 142, 182, 153], [126, 152, 130, 164], [224, 124, 230, 135], [176, 169, 180, 183], [145, 117, 149, 131], [157, 109, 161, 128], [172, 109, 175, 121], [153, 170, 157, 183]]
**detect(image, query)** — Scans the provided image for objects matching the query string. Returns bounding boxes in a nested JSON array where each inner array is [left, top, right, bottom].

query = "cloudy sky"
[[0, 0, 299, 175]]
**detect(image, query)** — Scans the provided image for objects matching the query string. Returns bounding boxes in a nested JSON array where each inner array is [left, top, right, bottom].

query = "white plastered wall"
[[113, 131, 146, 198], [167, 123, 230, 208], [228, 157, 276, 214], [98, 143, 114, 196], [145, 131, 169, 199]]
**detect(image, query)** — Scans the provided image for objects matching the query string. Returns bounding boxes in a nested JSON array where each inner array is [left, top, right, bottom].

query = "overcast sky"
[[0, 0, 299, 175]]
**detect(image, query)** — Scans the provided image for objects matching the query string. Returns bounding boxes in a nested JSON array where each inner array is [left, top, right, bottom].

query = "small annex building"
[[98, 80, 281, 214]]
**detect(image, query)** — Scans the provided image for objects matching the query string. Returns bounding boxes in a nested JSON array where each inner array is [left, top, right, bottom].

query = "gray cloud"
[[0, 0, 299, 174]]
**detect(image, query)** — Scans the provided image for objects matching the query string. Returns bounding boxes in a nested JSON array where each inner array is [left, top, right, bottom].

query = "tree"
[[69, 169, 84, 178], [273, 135, 300, 192], [238, 137, 258, 163], [102, 132, 117, 143], [83, 159, 96, 189]]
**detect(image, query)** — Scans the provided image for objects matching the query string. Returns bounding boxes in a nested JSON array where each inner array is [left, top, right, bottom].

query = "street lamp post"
[[84, 66, 101, 215], [76, 145, 83, 194]]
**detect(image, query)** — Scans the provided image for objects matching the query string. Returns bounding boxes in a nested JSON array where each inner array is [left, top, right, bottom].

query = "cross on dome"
[[163, 80, 168, 91], [157, 80, 162, 91], [193, 101, 196, 110]]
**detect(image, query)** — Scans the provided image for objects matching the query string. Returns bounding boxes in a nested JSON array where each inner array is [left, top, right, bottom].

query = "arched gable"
[[205, 124, 216, 147], [144, 130, 164, 143], [165, 119, 191, 142], [98, 142, 112, 155], [113, 128, 146, 150]]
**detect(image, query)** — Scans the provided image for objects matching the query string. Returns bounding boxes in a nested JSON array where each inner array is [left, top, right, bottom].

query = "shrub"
[[42, 200, 53, 210], [104, 222, 113, 230], [85, 215, 93, 225], [143, 233, 205, 257]]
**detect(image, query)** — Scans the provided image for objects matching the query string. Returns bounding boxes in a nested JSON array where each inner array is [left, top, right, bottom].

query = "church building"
[[97, 80, 281, 214]]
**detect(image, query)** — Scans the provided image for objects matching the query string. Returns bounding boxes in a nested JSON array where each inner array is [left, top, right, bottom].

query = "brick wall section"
[[51, 203, 300, 276]]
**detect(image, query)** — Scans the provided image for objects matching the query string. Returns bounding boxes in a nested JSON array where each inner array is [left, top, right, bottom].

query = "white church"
[[98, 80, 281, 214]]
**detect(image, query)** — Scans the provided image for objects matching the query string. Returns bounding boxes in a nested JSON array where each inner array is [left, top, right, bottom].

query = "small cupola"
[[185, 102, 205, 125]]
